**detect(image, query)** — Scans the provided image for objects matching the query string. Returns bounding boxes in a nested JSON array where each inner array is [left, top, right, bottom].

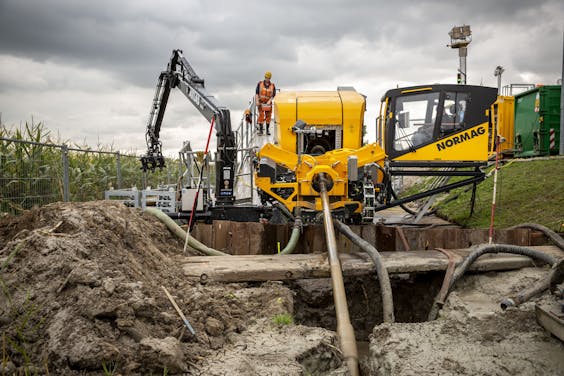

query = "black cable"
[[389, 186, 419, 216]]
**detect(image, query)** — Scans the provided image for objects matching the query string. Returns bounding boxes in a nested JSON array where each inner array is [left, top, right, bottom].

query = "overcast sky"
[[1, 0, 563, 156]]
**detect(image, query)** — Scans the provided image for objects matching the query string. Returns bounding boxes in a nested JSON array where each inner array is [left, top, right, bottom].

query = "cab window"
[[440, 92, 469, 136], [392, 92, 439, 151]]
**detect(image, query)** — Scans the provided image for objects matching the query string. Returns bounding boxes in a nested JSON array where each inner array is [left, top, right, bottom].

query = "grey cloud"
[[0, 0, 562, 151]]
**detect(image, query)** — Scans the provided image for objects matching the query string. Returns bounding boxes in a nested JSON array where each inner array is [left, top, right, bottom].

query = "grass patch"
[[434, 158, 564, 230], [271, 313, 294, 326], [102, 360, 118, 375]]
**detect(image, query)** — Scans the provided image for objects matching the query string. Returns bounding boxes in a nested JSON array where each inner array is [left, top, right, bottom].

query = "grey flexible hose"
[[449, 244, 558, 290], [508, 223, 564, 251], [334, 220, 395, 323], [427, 243, 559, 320], [144, 207, 229, 256], [501, 258, 564, 310]]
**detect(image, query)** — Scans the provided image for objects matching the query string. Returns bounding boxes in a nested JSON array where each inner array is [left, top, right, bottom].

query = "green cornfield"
[[1, 121, 179, 214]]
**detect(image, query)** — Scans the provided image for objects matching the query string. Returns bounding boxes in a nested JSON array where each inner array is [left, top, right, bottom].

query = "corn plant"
[[1, 121, 180, 214], [0, 122, 60, 213]]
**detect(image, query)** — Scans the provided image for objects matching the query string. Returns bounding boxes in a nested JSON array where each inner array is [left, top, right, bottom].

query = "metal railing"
[[0, 137, 177, 215], [233, 97, 260, 203]]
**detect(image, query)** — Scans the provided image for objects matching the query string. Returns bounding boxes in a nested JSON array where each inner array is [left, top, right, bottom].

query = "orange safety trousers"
[[258, 105, 272, 124]]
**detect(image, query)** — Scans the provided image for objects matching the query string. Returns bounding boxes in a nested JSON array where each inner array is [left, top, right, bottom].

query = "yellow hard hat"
[[264, 71, 272, 79]]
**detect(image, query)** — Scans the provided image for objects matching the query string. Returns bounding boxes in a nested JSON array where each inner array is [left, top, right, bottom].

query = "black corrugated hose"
[[334, 219, 395, 323], [449, 223, 563, 295], [428, 242, 561, 320], [509, 223, 564, 251], [448, 243, 558, 291]]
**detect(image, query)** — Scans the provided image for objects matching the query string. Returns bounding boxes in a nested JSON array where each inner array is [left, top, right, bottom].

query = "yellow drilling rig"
[[255, 85, 499, 223]]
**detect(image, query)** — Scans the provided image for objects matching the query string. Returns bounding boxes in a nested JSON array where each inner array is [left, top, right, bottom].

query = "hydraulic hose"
[[390, 187, 418, 216], [449, 244, 558, 290], [272, 201, 295, 221], [279, 217, 302, 255], [318, 173, 359, 376], [500, 258, 564, 310], [508, 223, 564, 251], [334, 220, 394, 323], [144, 207, 229, 256], [498, 223, 564, 310], [428, 243, 559, 320]]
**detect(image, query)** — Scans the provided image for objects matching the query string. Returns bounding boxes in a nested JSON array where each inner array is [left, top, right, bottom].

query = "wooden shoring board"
[[182, 245, 564, 283]]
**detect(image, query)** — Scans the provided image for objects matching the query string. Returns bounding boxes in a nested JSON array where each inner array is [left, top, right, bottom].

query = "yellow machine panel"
[[394, 123, 490, 162], [490, 96, 515, 155], [274, 88, 366, 153]]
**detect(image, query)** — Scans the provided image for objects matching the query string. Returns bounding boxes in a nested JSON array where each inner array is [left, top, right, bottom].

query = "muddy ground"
[[0, 201, 562, 375], [365, 268, 564, 375]]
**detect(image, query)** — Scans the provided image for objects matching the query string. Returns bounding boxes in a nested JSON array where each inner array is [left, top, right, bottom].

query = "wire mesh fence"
[[0, 123, 178, 215]]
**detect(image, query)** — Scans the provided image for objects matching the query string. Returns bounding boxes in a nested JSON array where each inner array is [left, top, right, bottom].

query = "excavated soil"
[[1, 201, 563, 375], [0, 201, 341, 375]]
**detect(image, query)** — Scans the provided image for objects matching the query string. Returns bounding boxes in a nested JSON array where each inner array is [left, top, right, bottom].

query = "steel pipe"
[[318, 173, 359, 376]]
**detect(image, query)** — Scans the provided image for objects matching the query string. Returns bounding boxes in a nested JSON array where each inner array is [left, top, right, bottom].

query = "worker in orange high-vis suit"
[[255, 71, 276, 135]]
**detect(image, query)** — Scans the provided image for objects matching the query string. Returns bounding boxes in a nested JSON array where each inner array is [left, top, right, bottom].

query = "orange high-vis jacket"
[[257, 81, 275, 108]]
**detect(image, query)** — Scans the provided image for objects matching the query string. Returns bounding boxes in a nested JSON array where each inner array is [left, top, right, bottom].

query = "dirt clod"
[[140, 336, 187, 373], [205, 316, 224, 337]]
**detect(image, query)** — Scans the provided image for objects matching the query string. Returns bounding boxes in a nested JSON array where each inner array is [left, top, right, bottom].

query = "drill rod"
[[318, 173, 359, 376]]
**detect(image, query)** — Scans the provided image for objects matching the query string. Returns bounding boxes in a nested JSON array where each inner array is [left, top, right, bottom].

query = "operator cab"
[[379, 85, 498, 162]]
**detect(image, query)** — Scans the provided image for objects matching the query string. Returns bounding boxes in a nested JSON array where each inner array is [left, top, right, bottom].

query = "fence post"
[[178, 154, 182, 187], [61, 144, 70, 202], [116, 153, 122, 189]]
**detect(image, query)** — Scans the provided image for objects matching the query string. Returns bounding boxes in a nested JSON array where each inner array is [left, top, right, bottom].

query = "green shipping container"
[[514, 85, 561, 157]]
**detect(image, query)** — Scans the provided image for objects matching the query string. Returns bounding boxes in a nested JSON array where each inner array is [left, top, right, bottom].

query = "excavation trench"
[[289, 272, 444, 341]]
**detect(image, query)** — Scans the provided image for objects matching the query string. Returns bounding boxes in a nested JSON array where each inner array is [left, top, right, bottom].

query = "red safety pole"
[[488, 135, 501, 244], [184, 116, 215, 252]]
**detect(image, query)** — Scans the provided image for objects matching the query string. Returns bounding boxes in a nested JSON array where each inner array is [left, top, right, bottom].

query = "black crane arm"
[[141, 49, 236, 204]]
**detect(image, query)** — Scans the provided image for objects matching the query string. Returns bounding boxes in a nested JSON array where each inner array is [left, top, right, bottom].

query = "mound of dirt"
[[0, 201, 337, 375], [364, 268, 564, 375]]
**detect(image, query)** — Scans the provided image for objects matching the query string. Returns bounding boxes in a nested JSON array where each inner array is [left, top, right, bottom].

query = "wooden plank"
[[535, 303, 564, 342], [302, 225, 326, 253], [248, 222, 267, 255], [182, 245, 564, 283], [266, 223, 288, 255], [230, 222, 250, 255]]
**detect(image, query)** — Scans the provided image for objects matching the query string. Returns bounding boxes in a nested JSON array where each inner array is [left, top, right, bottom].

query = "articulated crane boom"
[[141, 49, 236, 205]]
